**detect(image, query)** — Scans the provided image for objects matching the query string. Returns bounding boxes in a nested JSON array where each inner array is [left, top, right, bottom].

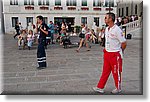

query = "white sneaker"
[[93, 87, 104, 93], [111, 88, 121, 94]]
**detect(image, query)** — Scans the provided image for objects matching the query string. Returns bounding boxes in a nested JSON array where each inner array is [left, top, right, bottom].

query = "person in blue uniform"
[[36, 15, 48, 69]]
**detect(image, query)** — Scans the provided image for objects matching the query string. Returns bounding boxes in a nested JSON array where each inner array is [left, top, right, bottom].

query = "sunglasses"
[[105, 16, 111, 19], [105, 17, 109, 19]]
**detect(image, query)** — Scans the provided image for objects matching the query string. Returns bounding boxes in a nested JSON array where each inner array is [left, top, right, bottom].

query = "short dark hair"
[[106, 12, 115, 22], [81, 23, 85, 26], [36, 15, 43, 21]]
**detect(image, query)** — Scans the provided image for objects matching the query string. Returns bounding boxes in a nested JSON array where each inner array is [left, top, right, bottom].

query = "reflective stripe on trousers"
[[37, 41, 47, 67]]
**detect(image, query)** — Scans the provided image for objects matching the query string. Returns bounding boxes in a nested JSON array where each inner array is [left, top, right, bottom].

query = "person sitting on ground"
[[62, 33, 71, 48], [60, 29, 66, 45], [90, 29, 98, 44], [17, 30, 27, 50], [27, 30, 35, 50]]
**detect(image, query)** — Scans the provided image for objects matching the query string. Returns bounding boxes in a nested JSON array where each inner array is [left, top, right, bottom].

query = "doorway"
[[54, 17, 75, 25], [54, 17, 75, 32]]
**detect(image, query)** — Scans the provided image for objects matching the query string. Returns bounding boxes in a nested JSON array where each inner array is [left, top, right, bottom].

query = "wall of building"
[[117, 0, 143, 17], [3, 0, 117, 34]]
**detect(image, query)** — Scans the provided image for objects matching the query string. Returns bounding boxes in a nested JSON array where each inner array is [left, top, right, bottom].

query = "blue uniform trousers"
[[37, 38, 47, 67]]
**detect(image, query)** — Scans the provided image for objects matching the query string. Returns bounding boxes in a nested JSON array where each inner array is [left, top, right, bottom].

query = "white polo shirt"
[[105, 24, 126, 52]]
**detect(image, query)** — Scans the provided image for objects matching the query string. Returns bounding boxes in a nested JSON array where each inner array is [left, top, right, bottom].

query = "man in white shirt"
[[93, 12, 127, 94]]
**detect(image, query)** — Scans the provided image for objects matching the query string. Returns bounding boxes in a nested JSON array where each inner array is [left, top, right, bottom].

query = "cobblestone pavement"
[[2, 32, 142, 95]]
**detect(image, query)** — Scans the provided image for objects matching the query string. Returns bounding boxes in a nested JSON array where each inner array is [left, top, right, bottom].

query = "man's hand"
[[121, 41, 127, 53], [39, 25, 48, 35]]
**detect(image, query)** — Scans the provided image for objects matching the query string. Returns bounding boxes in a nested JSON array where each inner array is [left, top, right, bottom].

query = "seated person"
[[17, 30, 27, 50], [27, 30, 35, 50]]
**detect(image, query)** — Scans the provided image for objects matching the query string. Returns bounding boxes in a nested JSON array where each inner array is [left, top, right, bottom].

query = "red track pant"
[[97, 49, 122, 90]]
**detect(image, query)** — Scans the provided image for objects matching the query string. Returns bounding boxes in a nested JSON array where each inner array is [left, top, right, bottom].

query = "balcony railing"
[[54, 6, 63, 10], [20, 6, 116, 12], [81, 7, 89, 10], [105, 8, 113, 11], [93, 7, 101, 11], [40, 6, 49, 10], [25, 6, 34, 10], [67, 6, 76, 10]]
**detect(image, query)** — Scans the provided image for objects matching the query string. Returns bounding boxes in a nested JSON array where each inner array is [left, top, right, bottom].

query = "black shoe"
[[45, 46, 47, 49], [28, 46, 30, 50], [37, 66, 46, 70]]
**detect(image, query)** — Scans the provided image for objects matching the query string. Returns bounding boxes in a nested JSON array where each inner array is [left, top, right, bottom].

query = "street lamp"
[[109, 0, 111, 13], [131, 1, 133, 15], [116, 1, 120, 17]]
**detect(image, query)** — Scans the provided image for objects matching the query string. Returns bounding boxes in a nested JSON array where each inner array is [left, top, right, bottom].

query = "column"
[[62, 0, 66, 10], [114, 0, 117, 6], [99, 17, 102, 28], [34, 0, 38, 6], [19, 14, 27, 29], [88, 0, 93, 7], [77, 0, 80, 6], [49, 16, 54, 23], [75, 15, 80, 26], [88, 15, 94, 29]]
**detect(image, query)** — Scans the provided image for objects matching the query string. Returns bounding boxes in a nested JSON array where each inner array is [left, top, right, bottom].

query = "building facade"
[[2, 0, 118, 34], [117, 0, 143, 17]]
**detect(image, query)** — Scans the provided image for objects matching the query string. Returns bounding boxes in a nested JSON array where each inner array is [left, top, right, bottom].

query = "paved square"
[[2, 30, 142, 95]]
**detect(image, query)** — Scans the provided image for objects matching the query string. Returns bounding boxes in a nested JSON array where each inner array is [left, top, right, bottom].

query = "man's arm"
[[121, 41, 127, 52], [40, 26, 48, 35], [35, 22, 39, 34]]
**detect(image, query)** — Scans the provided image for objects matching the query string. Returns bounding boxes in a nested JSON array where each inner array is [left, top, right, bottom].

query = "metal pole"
[[109, 0, 111, 13], [131, 1, 133, 15]]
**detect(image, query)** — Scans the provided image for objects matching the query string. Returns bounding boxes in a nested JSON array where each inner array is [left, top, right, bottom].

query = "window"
[[135, 5, 137, 15], [105, 0, 114, 7], [43, 17, 48, 24], [105, 0, 109, 7], [93, 0, 101, 7], [55, 0, 61, 6], [26, 17, 33, 26], [24, 0, 34, 5], [10, 0, 18, 5], [12, 17, 18, 27], [94, 17, 99, 27], [122, 8, 124, 17], [66, 0, 76, 6], [38, 0, 49, 5], [82, 0, 87, 6], [126, 7, 128, 16], [119, 8, 121, 17], [109, 0, 114, 7], [81, 17, 87, 24]]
